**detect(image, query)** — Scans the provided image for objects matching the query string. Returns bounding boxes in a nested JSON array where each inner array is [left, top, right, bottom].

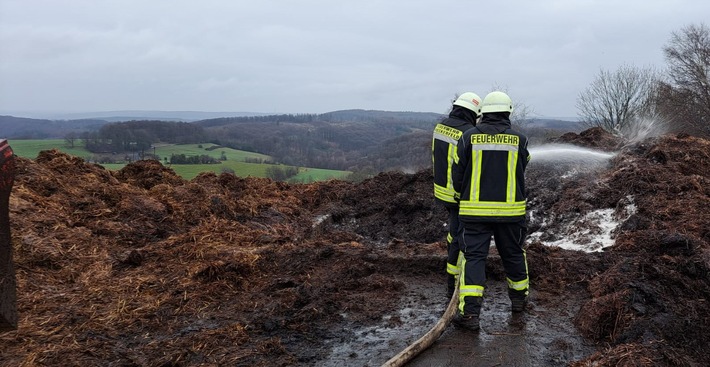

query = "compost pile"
[[1, 129, 709, 366]]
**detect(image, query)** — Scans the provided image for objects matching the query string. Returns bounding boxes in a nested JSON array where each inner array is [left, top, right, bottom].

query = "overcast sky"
[[1, 0, 708, 118]]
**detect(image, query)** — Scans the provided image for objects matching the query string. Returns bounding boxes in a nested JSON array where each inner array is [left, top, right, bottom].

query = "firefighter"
[[451, 91, 531, 331], [432, 92, 482, 300]]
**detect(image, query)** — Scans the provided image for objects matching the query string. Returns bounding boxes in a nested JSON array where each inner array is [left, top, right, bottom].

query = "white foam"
[[530, 196, 637, 253]]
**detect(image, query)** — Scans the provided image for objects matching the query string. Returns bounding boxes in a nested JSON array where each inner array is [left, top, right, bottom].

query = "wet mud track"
[[323, 256, 594, 367], [406, 282, 594, 367]]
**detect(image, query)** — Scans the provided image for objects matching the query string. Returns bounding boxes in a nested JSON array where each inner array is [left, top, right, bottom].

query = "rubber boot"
[[453, 296, 482, 331], [509, 289, 528, 313], [453, 313, 480, 331]]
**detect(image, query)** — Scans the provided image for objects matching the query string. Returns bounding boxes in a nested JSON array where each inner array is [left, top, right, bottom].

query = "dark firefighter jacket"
[[432, 106, 478, 207], [452, 112, 530, 222]]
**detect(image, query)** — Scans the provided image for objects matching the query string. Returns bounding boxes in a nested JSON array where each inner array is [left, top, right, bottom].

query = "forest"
[[2, 110, 578, 176]]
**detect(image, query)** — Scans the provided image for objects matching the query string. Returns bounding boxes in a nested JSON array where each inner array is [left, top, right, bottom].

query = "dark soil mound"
[[554, 126, 623, 150], [563, 134, 710, 366], [2, 131, 709, 366]]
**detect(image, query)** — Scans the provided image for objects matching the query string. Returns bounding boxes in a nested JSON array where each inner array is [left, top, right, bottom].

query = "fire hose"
[[0, 139, 17, 332], [380, 283, 459, 367]]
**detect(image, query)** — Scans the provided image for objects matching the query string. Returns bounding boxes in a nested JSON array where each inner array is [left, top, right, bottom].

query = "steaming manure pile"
[[1, 130, 709, 366], [528, 131, 710, 366]]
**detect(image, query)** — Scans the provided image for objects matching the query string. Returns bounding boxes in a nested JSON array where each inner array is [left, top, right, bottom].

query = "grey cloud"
[[1, 0, 709, 117]]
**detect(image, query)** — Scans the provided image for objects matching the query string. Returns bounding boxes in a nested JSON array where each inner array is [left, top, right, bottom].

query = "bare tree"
[[576, 65, 659, 136], [64, 132, 77, 148], [661, 23, 710, 136], [488, 84, 536, 130]]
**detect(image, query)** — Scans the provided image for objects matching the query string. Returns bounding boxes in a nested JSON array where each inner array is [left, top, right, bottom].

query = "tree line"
[[79, 120, 207, 153]]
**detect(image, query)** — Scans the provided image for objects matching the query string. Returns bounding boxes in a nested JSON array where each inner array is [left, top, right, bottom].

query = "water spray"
[[528, 144, 616, 164]]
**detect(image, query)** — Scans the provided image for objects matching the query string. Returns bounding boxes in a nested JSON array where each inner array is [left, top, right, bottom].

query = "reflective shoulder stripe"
[[434, 133, 459, 145], [471, 144, 518, 152], [434, 124, 463, 145], [470, 133, 519, 146], [434, 124, 463, 140]]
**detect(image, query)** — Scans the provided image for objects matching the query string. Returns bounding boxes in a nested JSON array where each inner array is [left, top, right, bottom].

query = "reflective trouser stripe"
[[459, 285, 484, 314], [458, 256, 484, 314], [508, 250, 529, 292], [507, 277, 529, 291], [448, 250, 463, 276]]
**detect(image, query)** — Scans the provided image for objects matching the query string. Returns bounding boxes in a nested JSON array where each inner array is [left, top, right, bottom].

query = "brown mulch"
[[553, 126, 623, 150], [2, 129, 710, 366]]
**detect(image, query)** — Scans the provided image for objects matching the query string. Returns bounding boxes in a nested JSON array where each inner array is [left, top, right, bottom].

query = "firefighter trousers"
[[458, 220, 528, 315], [445, 205, 462, 296]]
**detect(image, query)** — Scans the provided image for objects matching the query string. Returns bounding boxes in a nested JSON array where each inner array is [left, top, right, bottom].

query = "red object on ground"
[[0, 139, 17, 331]]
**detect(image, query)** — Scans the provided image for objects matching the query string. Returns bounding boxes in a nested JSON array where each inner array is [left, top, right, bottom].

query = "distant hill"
[[0, 116, 108, 139], [3, 110, 269, 122], [2, 110, 583, 174], [194, 110, 443, 171], [320, 109, 444, 122]]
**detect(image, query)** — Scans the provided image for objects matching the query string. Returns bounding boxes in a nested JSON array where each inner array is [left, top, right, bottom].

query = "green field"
[[8, 139, 351, 182], [7, 139, 93, 160], [99, 161, 276, 180], [292, 167, 351, 182]]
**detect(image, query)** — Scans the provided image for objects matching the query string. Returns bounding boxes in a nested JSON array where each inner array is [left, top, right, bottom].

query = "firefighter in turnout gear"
[[451, 91, 531, 331], [432, 92, 482, 300]]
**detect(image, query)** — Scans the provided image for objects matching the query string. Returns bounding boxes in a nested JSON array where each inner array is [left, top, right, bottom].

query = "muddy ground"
[[1, 128, 709, 366]]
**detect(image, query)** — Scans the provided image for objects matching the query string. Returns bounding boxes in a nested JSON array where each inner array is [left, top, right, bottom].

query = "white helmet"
[[481, 91, 513, 114], [453, 92, 482, 115]]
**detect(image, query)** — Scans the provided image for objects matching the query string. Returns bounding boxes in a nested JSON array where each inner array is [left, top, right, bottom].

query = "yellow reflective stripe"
[[447, 262, 460, 276], [459, 285, 484, 313], [434, 185, 457, 196], [434, 184, 458, 203], [433, 132, 458, 145], [508, 249, 529, 292], [470, 133, 519, 146], [433, 141, 461, 203], [446, 143, 456, 192], [458, 257, 484, 314], [471, 144, 518, 152], [461, 201, 526, 208], [507, 150, 518, 203], [434, 124, 463, 141], [471, 150, 482, 201], [507, 277, 529, 291], [459, 200, 527, 217], [446, 233, 453, 244], [460, 285, 484, 297], [460, 207, 526, 217]]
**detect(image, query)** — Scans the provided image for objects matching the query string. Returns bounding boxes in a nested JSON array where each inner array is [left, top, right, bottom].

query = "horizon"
[[0, 109, 581, 122]]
